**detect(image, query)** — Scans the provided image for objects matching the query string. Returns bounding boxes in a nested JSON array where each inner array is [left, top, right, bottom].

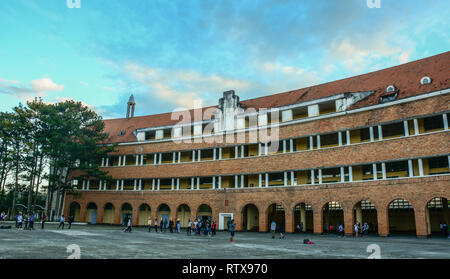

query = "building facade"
[[64, 52, 450, 237]]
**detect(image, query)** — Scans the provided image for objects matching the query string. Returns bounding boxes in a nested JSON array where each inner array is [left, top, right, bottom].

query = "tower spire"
[[126, 94, 136, 118]]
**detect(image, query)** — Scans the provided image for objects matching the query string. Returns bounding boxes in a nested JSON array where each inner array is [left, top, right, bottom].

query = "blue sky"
[[0, 0, 449, 119]]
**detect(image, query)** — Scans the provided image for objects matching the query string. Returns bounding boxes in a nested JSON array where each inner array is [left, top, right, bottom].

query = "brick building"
[[64, 52, 450, 237]]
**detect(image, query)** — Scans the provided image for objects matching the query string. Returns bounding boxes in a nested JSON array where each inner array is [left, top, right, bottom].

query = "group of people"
[[270, 220, 286, 239], [143, 217, 219, 237], [353, 222, 370, 238], [12, 212, 37, 230], [439, 222, 450, 238]]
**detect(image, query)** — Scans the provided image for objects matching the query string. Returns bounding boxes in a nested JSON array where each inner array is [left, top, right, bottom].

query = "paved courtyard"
[[0, 223, 449, 259]]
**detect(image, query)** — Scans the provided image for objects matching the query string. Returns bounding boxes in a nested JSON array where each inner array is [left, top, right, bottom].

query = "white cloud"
[[31, 78, 64, 95], [122, 62, 252, 109]]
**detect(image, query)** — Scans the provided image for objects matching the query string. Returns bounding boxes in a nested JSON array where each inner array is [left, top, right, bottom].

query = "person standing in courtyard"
[[229, 219, 236, 242], [28, 212, 35, 230], [57, 215, 65, 230], [169, 218, 174, 233], [363, 222, 369, 237], [270, 221, 276, 239], [193, 219, 198, 235], [211, 220, 216, 236], [154, 218, 158, 232], [279, 220, 285, 239], [17, 212, 23, 230], [124, 216, 132, 232], [147, 217, 152, 232], [354, 222, 359, 238], [160, 218, 164, 233], [176, 219, 181, 233], [187, 219, 192, 235], [68, 215, 74, 229], [41, 213, 46, 230]]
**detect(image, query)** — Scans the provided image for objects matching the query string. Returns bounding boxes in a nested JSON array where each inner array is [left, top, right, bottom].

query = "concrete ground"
[[0, 222, 449, 259]]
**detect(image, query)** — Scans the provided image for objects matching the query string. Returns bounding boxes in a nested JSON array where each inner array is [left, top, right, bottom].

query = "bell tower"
[[126, 94, 135, 118]]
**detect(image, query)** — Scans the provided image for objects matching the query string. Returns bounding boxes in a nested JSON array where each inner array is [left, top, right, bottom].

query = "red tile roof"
[[102, 51, 450, 144]]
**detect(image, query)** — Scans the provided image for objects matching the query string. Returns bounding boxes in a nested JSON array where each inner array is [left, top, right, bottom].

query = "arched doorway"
[[322, 201, 343, 234], [121, 203, 133, 226], [426, 197, 449, 237], [353, 200, 378, 234], [138, 203, 151, 226], [86, 202, 98, 224], [103, 203, 115, 224], [157, 204, 171, 227], [294, 203, 313, 233], [388, 199, 416, 235], [197, 204, 212, 222], [242, 204, 259, 231], [69, 202, 81, 222], [267, 203, 285, 233], [177, 204, 191, 227]]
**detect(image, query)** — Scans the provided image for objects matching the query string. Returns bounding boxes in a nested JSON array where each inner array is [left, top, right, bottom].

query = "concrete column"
[[118, 156, 122, 166], [381, 162, 387, 179], [258, 174, 262, 187], [218, 176, 222, 189], [340, 167, 345, 182], [133, 179, 137, 191], [171, 178, 174, 190], [338, 132, 342, 146], [213, 148, 216, 160], [369, 126, 374, 142], [219, 148, 222, 160], [116, 180, 120, 191], [284, 172, 288, 186], [86, 180, 90, 190], [105, 157, 109, 167], [123, 155, 126, 166], [282, 140, 286, 153], [178, 152, 181, 163], [289, 139, 294, 152], [158, 153, 162, 164], [418, 158, 424, 176], [404, 120, 409, 136], [241, 175, 244, 188], [121, 180, 124, 191], [264, 143, 268, 155], [172, 152, 176, 163], [196, 177, 200, 190], [346, 166, 352, 182], [192, 150, 195, 162], [101, 158, 105, 167], [318, 169, 322, 184], [139, 179, 142, 191], [414, 119, 419, 135], [154, 154, 157, 165], [190, 178, 194, 190], [311, 169, 315, 185], [212, 176, 216, 189], [140, 155, 144, 165], [135, 155, 139, 165], [377, 206, 389, 236], [265, 173, 269, 187], [300, 204, 306, 232], [309, 136, 314, 150], [373, 164, 378, 180], [157, 179, 160, 191], [408, 159, 414, 177], [258, 143, 262, 156], [152, 179, 155, 191], [443, 113, 448, 130], [241, 145, 244, 157], [355, 203, 362, 225], [316, 135, 321, 149], [82, 180, 86, 190], [377, 125, 383, 141], [176, 178, 180, 190], [235, 146, 238, 158], [346, 130, 350, 145], [197, 150, 201, 161], [448, 156, 450, 172], [290, 171, 295, 186], [234, 176, 238, 188]]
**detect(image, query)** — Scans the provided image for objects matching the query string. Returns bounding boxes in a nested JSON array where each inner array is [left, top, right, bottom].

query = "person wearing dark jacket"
[[279, 220, 285, 239], [169, 219, 174, 233]]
